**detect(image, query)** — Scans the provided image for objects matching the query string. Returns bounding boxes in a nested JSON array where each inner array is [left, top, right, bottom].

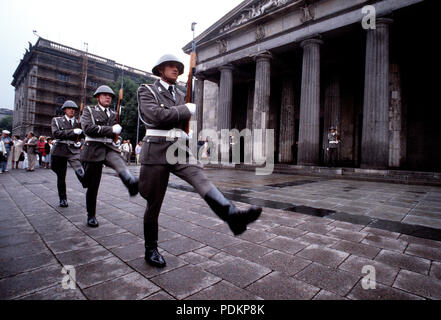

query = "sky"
[[0, 0, 244, 110]]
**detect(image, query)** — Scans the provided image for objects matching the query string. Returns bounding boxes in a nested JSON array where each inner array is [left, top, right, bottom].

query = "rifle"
[[76, 44, 88, 146], [185, 22, 197, 134], [114, 68, 124, 145]]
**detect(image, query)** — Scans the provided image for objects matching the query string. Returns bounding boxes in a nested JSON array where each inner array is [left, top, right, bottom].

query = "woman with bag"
[[11, 135, 24, 169]]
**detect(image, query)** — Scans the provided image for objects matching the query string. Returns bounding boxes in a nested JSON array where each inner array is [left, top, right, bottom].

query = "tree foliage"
[[0, 115, 13, 132]]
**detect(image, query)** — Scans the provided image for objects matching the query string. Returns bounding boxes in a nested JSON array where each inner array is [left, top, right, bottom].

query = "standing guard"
[[51, 100, 86, 207], [80, 85, 139, 228], [138, 54, 262, 268], [327, 126, 341, 167]]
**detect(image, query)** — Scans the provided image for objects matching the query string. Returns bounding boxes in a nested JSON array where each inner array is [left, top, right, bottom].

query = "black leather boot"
[[145, 243, 166, 268], [204, 187, 262, 236], [119, 169, 139, 196], [75, 168, 87, 188], [59, 195, 68, 208], [87, 216, 99, 228]]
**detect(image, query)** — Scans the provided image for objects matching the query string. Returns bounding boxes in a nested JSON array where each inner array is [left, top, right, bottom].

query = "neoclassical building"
[[183, 0, 439, 172]]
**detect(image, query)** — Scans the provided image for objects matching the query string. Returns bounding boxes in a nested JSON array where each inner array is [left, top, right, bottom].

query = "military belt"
[[85, 136, 114, 144], [146, 129, 189, 139], [56, 140, 76, 145]]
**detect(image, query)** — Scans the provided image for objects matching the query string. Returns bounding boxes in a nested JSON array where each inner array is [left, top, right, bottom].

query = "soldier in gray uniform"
[[327, 126, 341, 167], [51, 100, 86, 207], [80, 85, 139, 228], [138, 54, 262, 268]]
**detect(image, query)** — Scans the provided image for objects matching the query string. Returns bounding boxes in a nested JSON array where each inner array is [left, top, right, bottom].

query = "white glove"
[[74, 142, 82, 148], [186, 103, 196, 116], [73, 128, 82, 135], [112, 124, 122, 134]]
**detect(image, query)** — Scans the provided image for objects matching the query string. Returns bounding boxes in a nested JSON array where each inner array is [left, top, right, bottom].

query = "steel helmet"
[[330, 126, 336, 130], [152, 54, 185, 77], [61, 100, 79, 110], [93, 85, 115, 98]]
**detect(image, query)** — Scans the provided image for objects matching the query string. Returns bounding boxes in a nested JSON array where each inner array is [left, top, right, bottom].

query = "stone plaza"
[[1, 166, 441, 300]]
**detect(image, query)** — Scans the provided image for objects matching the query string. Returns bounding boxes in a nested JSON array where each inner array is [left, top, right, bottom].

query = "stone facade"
[[11, 38, 156, 138], [184, 0, 440, 172]]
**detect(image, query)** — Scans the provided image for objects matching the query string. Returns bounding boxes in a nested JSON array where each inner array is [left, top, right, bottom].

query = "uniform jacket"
[[80, 105, 119, 162], [137, 80, 193, 165], [51, 116, 84, 157], [328, 133, 340, 149]]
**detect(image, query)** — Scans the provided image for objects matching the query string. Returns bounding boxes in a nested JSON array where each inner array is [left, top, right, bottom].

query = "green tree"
[[0, 115, 13, 132], [108, 76, 155, 147]]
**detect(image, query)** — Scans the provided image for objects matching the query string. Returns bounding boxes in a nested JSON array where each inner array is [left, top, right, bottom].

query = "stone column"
[[389, 63, 406, 168], [297, 38, 323, 166], [322, 73, 341, 164], [217, 65, 234, 130], [252, 52, 272, 161], [361, 18, 393, 169], [279, 77, 295, 163], [194, 77, 204, 139], [246, 82, 254, 130]]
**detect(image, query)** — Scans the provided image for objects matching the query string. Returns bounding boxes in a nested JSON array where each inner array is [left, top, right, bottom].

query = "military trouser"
[[83, 150, 129, 217], [51, 154, 84, 200], [328, 148, 338, 167], [139, 164, 214, 248]]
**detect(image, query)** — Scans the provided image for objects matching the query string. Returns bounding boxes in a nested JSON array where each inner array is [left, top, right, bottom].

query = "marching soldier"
[[51, 100, 86, 207], [138, 54, 262, 268], [80, 85, 139, 228], [327, 126, 341, 167]]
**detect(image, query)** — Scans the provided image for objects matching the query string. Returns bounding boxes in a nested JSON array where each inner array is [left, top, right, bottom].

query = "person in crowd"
[[24, 132, 38, 172], [1, 130, 13, 173], [11, 135, 24, 169], [135, 141, 142, 166], [37, 136, 46, 168]]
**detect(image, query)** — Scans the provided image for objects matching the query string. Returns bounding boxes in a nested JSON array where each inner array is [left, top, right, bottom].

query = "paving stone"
[[143, 291, 175, 300], [328, 221, 365, 232], [222, 241, 273, 262], [296, 221, 335, 235], [255, 251, 312, 276], [430, 261, 441, 280], [0, 264, 63, 299], [398, 235, 441, 248], [261, 236, 308, 255], [237, 229, 278, 243], [375, 250, 431, 275], [75, 257, 133, 289], [159, 236, 205, 256], [83, 272, 160, 300], [339, 255, 400, 286], [361, 227, 401, 239], [313, 290, 346, 300], [151, 265, 221, 300], [96, 232, 141, 250], [347, 280, 424, 300], [295, 263, 360, 296], [206, 257, 271, 288], [178, 252, 210, 265], [186, 280, 262, 300], [405, 243, 441, 262], [327, 228, 368, 243], [0, 233, 41, 248], [46, 236, 99, 254], [393, 270, 441, 300], [331, 240, 380, 260], [361, 235, 408, 253], [0, 252, 58, 278], [19, 285, 86, 300], [56, 245, 113, 267], [82, 224, 127, 239], [194, 246, 220, 258], [247, 271, 320, 300], [111, 242, 146, 262], [296, 245, 349, 268], [128, 251, 188, 279], [295, 233, 340, 247], [0, 240, 48, 259], [267, 226, 307, 239]]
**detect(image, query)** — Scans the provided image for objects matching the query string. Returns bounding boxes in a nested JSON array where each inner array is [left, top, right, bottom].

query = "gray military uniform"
[[80, 105, 133, 218], [138, 80, 215, 247], [51, 116, 85, 199]]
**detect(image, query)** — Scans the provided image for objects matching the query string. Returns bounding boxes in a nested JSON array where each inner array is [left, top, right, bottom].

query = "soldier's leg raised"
[[105, 151, 138, 196], [172, 164, 262, 236], [139, 164, 170, 268], [83, 161, 103, 228], [67, 154, 86, 188], [51, 155, 69, 207]]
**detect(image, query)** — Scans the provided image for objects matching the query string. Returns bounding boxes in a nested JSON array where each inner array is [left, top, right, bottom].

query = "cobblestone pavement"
[[1, 166, 441, 300]]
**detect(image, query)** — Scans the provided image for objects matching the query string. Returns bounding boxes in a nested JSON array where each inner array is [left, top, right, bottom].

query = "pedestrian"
[[24, 132, 38, 172], [121, 140, 130, 164], [1, 130, 13, 173], [51, 100, 86, 207], [327, 126, 341, 167], [45, 138, 53, 169], [11, 135, 24, 169], [80, 85, 139, 228], [135, 141, 142, 166], [137, 54, 262, 268], [37, 136, 46, 168], [126, 139, 132, 165]]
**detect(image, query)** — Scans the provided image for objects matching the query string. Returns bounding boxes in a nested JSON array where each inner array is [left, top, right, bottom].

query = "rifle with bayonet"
[[113, 69, 124, 146], [185, 22, 197, 135]]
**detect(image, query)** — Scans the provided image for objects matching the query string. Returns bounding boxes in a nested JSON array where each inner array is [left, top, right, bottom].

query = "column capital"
[[376, 17, 393, 27], [300, 38, 323, 48], [219, 64, 234, 72], [194, 73, 206, 81], [254, 51, 273, 62]]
